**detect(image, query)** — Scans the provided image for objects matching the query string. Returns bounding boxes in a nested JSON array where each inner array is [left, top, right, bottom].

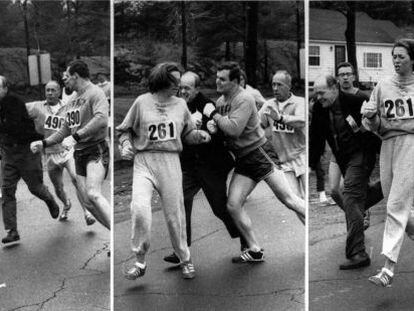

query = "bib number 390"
[[384, 97, 414, 120], [148, 121, 176, 141], [66, 109, 81, 128]]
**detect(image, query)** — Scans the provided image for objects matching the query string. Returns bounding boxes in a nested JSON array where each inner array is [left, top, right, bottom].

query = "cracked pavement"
[[1, 170, 110, 311], [309, 169, 414, 311], [114, 180, 305, 311]]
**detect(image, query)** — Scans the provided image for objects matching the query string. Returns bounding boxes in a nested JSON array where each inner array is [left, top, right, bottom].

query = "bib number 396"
[[148, 121, 176, 141], [384, 97, 414, 120], [66, 109, 81, 128]]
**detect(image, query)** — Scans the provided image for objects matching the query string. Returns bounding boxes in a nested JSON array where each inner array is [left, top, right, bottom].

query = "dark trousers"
[[182, 164, 241, 246], [340, 151, 383, 258], [1, 144, 56, 231], [315, 160, 325, 192]]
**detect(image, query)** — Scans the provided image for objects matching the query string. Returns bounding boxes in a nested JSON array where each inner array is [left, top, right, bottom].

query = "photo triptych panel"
[[1, 1, 413, 310]]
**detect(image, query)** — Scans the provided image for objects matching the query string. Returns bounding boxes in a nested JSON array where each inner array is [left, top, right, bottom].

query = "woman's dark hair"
[[148, 62, 181, 93], [392, 39, 414, 70]]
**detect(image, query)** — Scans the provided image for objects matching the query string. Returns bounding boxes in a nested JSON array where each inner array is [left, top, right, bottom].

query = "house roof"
[[310, 8, 403, 44]]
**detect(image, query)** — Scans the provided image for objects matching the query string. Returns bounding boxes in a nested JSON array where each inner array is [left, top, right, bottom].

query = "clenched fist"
[[197, 130, 211, 143], [119, 140, 134, 161], [361, 100, 377, 119], [30, 140, 43, 153], [206, 119, 218, 134]]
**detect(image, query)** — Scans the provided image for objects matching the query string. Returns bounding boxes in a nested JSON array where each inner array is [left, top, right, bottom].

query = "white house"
[[308, 8, 404, 86]]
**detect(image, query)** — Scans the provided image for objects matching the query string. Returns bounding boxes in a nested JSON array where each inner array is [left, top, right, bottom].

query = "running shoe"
[[181, 261, 195, 279], [85, 214, 96, 226], [319, 197, 336, 206], [163, 252, 180, 264], [232, 249, 265, 263], [2, 229, 20, 244], [59, 201, 72, 221], [124, 261, 147, 280], [368, 267, 393, 287]]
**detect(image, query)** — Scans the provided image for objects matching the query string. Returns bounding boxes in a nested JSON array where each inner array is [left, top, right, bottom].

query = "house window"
[[309, 46, 320, 66], [363, 52, 382, 68]]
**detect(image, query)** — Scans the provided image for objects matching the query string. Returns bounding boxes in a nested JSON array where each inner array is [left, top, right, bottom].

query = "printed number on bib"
[[384, 97, 414, 120], [66, 109, 81, 128], [44, 114, 65, 130], [273, 121, 294, 133], [148, 121, 176, 142]]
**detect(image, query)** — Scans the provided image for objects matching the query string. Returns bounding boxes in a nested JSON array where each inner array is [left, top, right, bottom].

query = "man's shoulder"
[[289, 93, 304, 104], [194, 91, 213, 105], [340, 91, 364, 104], [4, 93, 24, 104], [236, 88, 255, 104]]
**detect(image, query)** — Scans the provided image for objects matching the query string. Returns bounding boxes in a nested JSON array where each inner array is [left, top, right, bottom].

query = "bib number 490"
[[148, 121, 176, 141], [44, 115, 64, 130]]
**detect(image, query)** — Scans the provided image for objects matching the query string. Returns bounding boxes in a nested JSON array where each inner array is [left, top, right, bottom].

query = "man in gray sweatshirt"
[[204, 62, 305, 263]]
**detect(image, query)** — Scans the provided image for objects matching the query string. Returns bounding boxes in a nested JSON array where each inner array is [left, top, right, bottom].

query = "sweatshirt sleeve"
[[257, 101, 271, 128], [362, 84, 381, 133], [76, 90, 108, 140], [116, 99, 139, 146], [44, 118, 71, 146], [283, 98, 305, 129], [213, 97, 253, 138]]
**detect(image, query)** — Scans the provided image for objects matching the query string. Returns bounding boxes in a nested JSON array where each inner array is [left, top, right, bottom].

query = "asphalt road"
[[309, 169, 414, 311], [114, 179, 305, 311], [0, 165, 110, 311]]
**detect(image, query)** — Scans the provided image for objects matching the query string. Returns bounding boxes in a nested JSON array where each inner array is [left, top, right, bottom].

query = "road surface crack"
[[9, 278, 66, 311], [80, 242, 110, 271]]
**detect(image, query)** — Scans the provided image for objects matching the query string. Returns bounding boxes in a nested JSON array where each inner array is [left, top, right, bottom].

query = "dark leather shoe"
[[163, 253, 180, 264], [46, 199, 60, 219], [339, 253, 370, 270], [2, 229, 20, 244]]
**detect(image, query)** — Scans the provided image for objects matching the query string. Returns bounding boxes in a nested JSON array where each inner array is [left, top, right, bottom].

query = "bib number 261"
[[148, 121, 176, 141], [384, 98, 414, 120]]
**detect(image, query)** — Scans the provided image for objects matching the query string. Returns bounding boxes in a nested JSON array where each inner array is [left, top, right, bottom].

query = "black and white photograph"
[[113, 1, 305, 310], [0, 1, 111, 310], [308, 1, 414, 310]]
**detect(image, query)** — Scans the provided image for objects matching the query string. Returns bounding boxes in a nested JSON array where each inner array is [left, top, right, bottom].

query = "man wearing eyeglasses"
[[331, 63, 374, 230]]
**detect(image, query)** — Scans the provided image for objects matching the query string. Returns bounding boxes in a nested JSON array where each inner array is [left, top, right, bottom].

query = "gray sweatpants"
[[130, 151, 190, 263], [380, 134, 414, 262]]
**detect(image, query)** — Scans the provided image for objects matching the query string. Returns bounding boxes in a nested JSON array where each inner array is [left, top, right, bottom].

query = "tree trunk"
[[22, 1, 31, 83], [263, 39, 268, 84], [244, 1, 258, 87], [180, 1, 187, 70], [345, 2, 358, 82], [225, 41, 231, 60], [296, 1, 302, 79]]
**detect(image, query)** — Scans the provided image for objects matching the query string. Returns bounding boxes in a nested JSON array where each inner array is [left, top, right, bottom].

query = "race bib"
[[384, 97, 414, 120], [273, 121, 294, 133], [44, 114, 65, 131], [66, 109, 81, 128], [148, 120, 177, 142]]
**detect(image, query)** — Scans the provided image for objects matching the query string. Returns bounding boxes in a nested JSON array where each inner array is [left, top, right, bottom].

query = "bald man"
[[26, 81, 96, 225], [0, 76, 60, 244], [313, 74, 383, 270], [163, 71, 246, 264], [258, 70, 306, 198]]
